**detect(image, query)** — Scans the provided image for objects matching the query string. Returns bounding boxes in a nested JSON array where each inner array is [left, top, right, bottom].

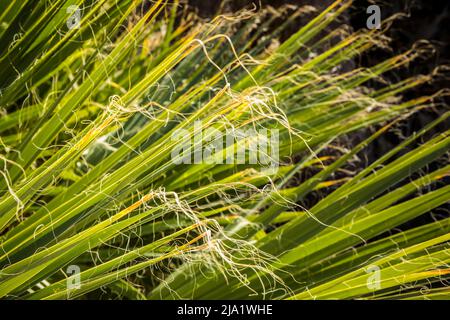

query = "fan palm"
[[0, 0, 448, 300]]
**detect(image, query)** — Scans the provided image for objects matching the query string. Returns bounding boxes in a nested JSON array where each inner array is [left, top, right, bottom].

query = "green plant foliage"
[[0, 0, 448, 300]]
